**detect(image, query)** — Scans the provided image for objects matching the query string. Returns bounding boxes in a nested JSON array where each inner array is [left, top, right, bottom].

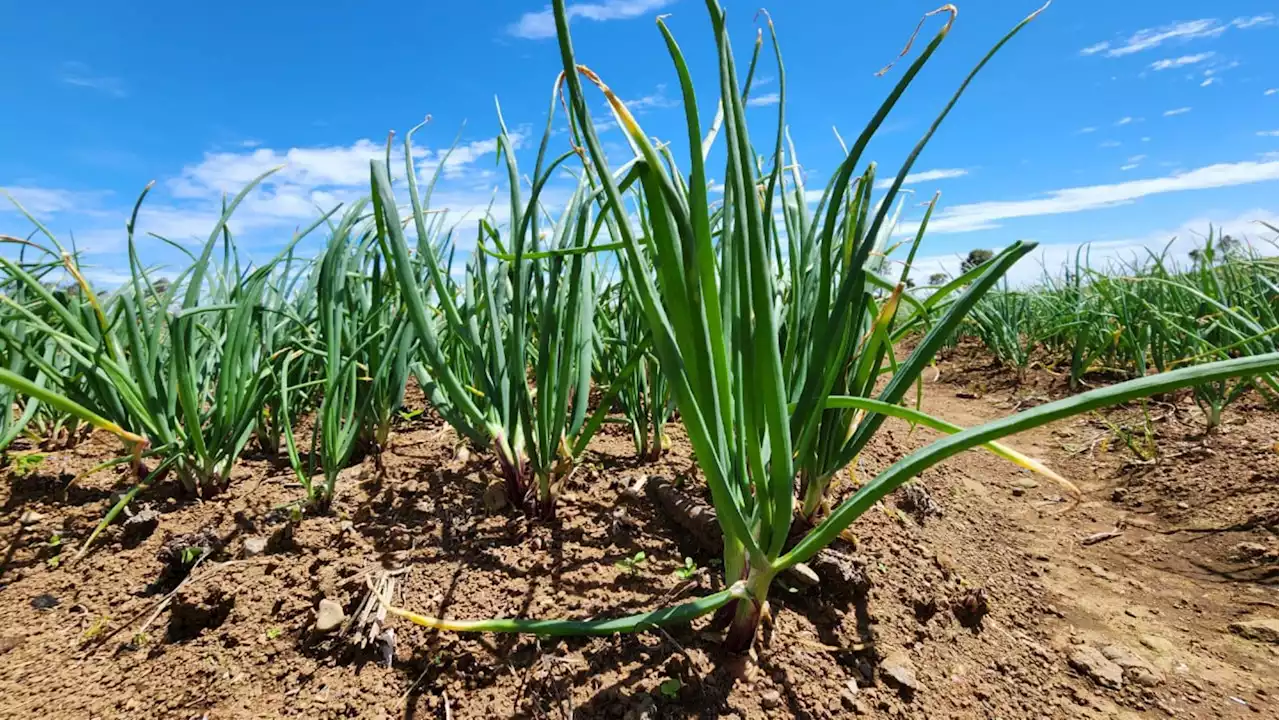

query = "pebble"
[[760, 689, 782, 709], [30, 594, 60, 610], [315, 598, 345, 633], [1068, 646, 1124, 689], [1013, 478, 1040, 489], [1111, 488, 1129, 502], [242, 536, 268, 558], [880, 650, 919, 692], [1176, 501, 1189, 510], [18, 510, 44, 526]]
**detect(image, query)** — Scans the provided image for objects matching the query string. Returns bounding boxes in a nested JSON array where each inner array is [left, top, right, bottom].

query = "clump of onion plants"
[[372, 0, 1277, 651]]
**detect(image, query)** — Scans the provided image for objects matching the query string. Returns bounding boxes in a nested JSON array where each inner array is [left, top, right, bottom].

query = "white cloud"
[[1100, 140, 1122, 148], [3, 130, 538, 257], [1077, 126, 1097, 134], [620, 84, 676, 112], [1258, 130, 1280, 137], [909, 209, 1279, 287], [1126, 155, 1147, 163], [507, 0, 672, 39], [874, 168, 968, 190], [897, 159, 1280, 235], [1082, 16, 1272, 58], [1149, 52, 1214, 70], [1119, 164, 1139, 171], [1, 186, 109, 215], [1200, 77, 1218, 87], [1162, 107, 1192, 116], [1265, 88, 1279, 96], [1115, 116, 1134, 126], [59, 61, 127, 98], [1230, 15, 1274, 29], [746, 92, 780, 108]]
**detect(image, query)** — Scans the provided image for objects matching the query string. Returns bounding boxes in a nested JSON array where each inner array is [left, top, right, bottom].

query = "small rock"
[[315, 598, 345, 632], [1139, 635, 1175, 655], [1012, 486, 1026, 497], [1068, 646, 1124, 689], [30, 593, 60, 610], [880, 650, 919, 693], [1228, 617, 1279, 644], [1013, 478, 1039, 489], [483, 481, 508, 512], [1111, 488, 1129, 502], [455, 446, 471, 463], [760, 689, 782, 709], [18, 510, 45, 526], [1100, 644, 1163, 686], [1233, 541, 1268, 557], [1176, 501, 1189, 510], [242, 536, 268, 558]]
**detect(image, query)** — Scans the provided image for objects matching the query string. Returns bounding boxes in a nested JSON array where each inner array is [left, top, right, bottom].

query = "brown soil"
[[1, 341, 1276, 719]]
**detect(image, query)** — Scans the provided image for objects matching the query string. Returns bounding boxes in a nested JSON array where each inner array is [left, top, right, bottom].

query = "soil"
[[1, 339, 1276, 719]]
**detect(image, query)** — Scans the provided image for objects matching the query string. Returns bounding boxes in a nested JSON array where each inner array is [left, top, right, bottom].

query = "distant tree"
[[960, 248, 993, 273], [1216, 234, 1242, 258], [904, 277, 916, 289], [927, 272, 949, 286]]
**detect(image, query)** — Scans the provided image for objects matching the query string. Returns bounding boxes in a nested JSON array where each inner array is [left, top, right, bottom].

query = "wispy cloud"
[[1100, 140, 1122, 148], [908, 210, 1279, 286], [873, 168, 968, 190], [745, 92, 780, 108], [897, 159, 1279, 235], [59, 61, 127, 98], [1230, 15, 1274, 29], [1258, 130, 1280, 137], [1149, 52, 1214, 70], [1115, 116, 1134, 126], [1077, 126, 1097, 134], [507, 0, 672, 39], [1080, 16, 1272, 57], [1162, 107, 1192, 116], [1200, 77, 1218, 87], [1265, 88, 1279, 96], [1, 186, 110, 215], [620, 84, 676, 112]]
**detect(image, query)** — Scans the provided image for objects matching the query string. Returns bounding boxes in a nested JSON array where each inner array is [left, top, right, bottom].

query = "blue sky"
[[2, 0, 1277, 285]]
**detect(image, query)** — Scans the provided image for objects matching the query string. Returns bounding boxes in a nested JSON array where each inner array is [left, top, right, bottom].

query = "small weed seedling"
[[659, 678, 682, 699], [673, 557, 697, 581], [8, 453, 46, 478], [614, 551, 647, 576]]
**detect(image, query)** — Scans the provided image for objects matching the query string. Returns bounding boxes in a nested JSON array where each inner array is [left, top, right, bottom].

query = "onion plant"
[[0, 175, 332, 554], [373, 116, 617, 517], [374, 0, 1278, 651], [595, 270, 673, 461], [278, 201, 417, 508]]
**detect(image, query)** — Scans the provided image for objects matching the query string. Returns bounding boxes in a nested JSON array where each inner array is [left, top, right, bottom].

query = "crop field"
[[1, 1, 1277, 718]]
